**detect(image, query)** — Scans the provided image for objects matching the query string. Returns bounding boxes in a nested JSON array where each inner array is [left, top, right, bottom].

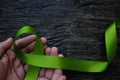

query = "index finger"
[[15, 35, 36, 49]]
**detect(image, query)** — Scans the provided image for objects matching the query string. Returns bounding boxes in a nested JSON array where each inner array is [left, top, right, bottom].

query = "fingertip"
[[54, 69, 63, 75], [58, 54, 64, 57], [26, 35, 37, 40], [58, 75, 67, 80], [15, 35, 36, 48], [45, 69, 54, 80], [45, 47, 51, 55], [51, 47, 58, 53], [38, 77, 48, 80], [52, 47, 58, 51], [4, 37, 13, 44], [28, 35, 37, 39], [63, 75, 67, 80], [51, 47, 58, 56], [39, 69, 46, 77], [41, 37, 47, 44], [7, 37, 13, 41], [51, 73, 60, 80]]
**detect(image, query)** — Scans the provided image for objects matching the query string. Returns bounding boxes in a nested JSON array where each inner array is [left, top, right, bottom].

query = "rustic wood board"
[[0, 0, 120, 80]]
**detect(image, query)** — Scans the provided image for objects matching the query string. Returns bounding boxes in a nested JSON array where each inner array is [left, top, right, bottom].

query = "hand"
[[17, 36, 67, 80], [38, 47, 66, 80], [15, 36, 67, 80], [0, 35, 66, 80], [0, 35, 47, 80]]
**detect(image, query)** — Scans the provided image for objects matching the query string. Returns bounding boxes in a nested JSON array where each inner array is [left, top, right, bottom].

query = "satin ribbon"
[[13, 20, 120, 80]]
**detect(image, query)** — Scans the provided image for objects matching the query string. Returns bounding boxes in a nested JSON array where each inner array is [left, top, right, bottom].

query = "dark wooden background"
[[0, 0, 120, 80]]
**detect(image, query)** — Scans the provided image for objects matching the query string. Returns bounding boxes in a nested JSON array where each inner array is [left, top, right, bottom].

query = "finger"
[[44, 45, 48, 50], [38, 77, 48, 80], [14, 57, 25, 80], [24, 64, 28, 72], [0, 54, 9, 67], [39, 69, 46, 77], [54, 54, 64, 75], [21, 43, 47, 53], [0, 38, 13, 57], [7, 50, 16, 61], [49, 47, 58, 56], [15, 35, 36, 49], [51, 74, 61, 80], [14, 57, 21, 69], [16, 64, 25, 80], [39, 47, 51, 77], [45, 68, 54, 80], [41, 37, 47, 45], [58, 75, 66, 80], [20, 37, 47, 53], [21, 41, 35, 53], [51, 54, 64, 80], [45, 47, 58, 80], [58, 54, 64, 57], [45, 47, 51, 55]]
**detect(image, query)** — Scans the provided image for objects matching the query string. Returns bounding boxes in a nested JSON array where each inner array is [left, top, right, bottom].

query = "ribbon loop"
[[14, 26, 44, 80]]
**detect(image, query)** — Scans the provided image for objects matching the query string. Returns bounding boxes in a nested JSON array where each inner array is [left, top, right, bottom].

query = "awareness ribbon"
[[13, 20, 120, 80]]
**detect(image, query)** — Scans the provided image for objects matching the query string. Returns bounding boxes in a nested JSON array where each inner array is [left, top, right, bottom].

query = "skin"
[[0, 35, 66, 80]]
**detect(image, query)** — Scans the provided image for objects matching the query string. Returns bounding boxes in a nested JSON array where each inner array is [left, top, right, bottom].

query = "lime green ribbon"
[[13, 20, 120, 80]]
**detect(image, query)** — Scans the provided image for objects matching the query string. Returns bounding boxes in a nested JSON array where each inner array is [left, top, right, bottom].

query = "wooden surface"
[[0, 0, 120, 80]]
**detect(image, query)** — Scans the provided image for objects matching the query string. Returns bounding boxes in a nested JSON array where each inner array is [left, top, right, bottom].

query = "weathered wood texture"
[[0, 0, 120, 80]]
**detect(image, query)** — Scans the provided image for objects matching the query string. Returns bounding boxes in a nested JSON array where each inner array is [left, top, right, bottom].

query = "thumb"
[[0, 38, 13, 57]]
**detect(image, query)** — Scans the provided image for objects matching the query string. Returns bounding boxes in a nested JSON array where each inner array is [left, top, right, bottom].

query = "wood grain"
[[0, 0, 120, 80]]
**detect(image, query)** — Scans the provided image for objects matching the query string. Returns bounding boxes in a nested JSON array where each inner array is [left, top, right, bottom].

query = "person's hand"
[[16, 36, 67, 80], [0, 35, 66, 80], [14, 36, 67, 80], [0, 35, 47, 80], [38, 47, 66, 80]]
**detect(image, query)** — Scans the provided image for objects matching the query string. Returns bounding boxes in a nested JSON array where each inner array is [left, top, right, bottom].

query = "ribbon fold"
[[13, 20, 120, 80]]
